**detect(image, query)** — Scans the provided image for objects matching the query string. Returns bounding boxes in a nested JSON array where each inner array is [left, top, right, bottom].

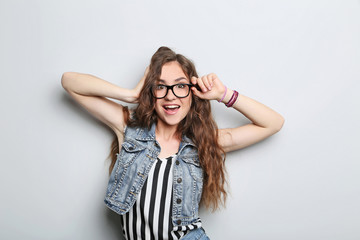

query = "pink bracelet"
[[225, 90, 239, 108], [218, 86, 227, 102]]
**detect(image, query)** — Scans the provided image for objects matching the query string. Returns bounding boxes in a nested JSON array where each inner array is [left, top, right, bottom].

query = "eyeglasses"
[[151, 83, 194, 99]]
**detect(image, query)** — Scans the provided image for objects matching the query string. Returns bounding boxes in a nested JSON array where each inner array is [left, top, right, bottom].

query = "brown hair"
[[109, 46, 227, 210]]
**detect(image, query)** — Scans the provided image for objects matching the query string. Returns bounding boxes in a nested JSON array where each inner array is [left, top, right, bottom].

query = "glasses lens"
[[153, 85, 167, 98], [173, 84, 190, 98]]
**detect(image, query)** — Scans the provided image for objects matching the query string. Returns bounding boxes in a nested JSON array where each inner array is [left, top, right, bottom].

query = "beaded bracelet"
[[225, 90, 239, 108], [218, 86, 227, 103]]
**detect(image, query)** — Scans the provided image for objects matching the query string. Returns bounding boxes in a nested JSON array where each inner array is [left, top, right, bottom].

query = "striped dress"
[[121, 155, 202, 240]]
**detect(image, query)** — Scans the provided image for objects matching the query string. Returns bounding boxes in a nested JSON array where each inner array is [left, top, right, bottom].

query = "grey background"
[[1, 0, 360, 239]]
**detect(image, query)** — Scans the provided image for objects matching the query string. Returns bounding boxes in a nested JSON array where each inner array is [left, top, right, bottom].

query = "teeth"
[[164, 105, 179, 109]]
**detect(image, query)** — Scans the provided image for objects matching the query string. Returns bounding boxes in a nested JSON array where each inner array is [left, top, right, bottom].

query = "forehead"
[[159, 61, 188, 83]]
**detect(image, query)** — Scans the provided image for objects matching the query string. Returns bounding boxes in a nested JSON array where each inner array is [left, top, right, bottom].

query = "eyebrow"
[[158, 77, 187, 83]]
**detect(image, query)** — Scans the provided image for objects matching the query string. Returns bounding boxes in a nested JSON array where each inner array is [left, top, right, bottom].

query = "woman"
[[61, 46, 284, 240]]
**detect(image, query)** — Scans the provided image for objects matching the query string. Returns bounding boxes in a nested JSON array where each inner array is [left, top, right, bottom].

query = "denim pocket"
[[182, 155, 203, 182], [107, 140, 146, 197], [117, 140, 146, 168]]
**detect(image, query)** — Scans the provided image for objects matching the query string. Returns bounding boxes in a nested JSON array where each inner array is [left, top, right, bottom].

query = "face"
[[154, 61, 192, 128]]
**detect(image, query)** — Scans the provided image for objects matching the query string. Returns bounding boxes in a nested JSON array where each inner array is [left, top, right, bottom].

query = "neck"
[[155, 121, 181, 142]]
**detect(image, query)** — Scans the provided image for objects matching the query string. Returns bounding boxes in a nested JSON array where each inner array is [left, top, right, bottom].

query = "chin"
[[157, 115, 186, 127], [162, 118, 182, 127]]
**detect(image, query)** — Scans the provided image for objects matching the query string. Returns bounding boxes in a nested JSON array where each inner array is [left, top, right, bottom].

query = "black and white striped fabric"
[[121, 155, 202, 240]]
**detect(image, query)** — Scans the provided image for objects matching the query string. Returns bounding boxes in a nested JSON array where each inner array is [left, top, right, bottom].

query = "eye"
[[156, 85, 166, 90], [176, 84, 186, 89]]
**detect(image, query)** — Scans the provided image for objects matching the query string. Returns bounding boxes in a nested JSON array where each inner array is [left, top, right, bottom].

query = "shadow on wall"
[[61, 92, 124, 239], [61, 92, 114, 133], [105, 208, 126, 240]]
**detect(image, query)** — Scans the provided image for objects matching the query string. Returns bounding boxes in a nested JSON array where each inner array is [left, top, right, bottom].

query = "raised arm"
[[61, 68, 147, 134], [191, 73, 284, 152]]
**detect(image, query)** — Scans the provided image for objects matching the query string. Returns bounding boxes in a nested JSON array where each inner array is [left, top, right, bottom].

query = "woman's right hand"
[[131, 66, 149, 103]]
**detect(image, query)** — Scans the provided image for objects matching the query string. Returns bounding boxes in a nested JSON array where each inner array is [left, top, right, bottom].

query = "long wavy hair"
[[109, 46, 227, 210]]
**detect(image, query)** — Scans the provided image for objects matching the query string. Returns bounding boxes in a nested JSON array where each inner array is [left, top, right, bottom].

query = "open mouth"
[[163, 105, 180, 114]]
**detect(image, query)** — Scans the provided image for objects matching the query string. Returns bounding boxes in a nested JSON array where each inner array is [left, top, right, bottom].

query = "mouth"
[[163, 104, 180, 115]]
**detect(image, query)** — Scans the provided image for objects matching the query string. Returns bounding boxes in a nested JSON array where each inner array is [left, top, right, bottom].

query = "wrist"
[[119, 88, 137, 103], [130, 88, 140, 103], [221, 89, 234, 104], [217, 86, 227, 102], [219, 88, 239, 108]]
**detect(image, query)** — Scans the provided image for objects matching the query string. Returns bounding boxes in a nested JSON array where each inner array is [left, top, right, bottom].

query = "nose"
[[165, 88, 177, 100]]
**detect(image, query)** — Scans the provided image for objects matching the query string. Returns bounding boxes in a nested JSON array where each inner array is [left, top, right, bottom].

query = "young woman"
[[61, 46, 284, 240]]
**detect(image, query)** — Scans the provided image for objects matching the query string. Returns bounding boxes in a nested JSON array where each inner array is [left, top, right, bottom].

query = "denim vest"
[[104, 123, 203, 227]]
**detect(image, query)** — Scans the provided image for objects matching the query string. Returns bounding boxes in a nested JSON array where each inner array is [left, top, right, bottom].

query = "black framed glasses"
[[151, 83, 194, 99]]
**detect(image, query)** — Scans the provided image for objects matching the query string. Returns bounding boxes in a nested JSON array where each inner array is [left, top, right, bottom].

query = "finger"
[[191, 76, 198, 85], [191, 77, 203, 92], [209, 73, 216, 86], [202, 75, 212, 91], [191, 86, 202, 97], [208, 73, 222, 92], [197, 77, 208, 92]]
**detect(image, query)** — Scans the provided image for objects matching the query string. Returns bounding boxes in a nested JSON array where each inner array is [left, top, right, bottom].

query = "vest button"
[[176, 198, 182, 204], [175, 160, 180, 165], [176, 220, 181, 225], [177, 178, 182, 183], [128, 146, 134, 150]]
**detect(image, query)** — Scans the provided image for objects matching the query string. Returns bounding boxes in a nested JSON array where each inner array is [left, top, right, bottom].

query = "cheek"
[[154, 100, 162, 112], [183, 97, 192, 111]]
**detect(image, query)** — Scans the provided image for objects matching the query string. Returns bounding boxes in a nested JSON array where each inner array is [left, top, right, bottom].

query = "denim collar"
[[135, 122, 196, 148]]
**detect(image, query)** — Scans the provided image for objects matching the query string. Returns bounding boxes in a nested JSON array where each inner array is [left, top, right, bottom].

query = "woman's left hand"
[[191, 73, 226, 101]]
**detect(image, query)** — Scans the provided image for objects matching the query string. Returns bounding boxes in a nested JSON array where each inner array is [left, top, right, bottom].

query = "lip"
[[163, 104, 180, 115]]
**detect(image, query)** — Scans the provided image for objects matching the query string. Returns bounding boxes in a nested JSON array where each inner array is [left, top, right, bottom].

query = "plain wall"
[[1, 0, 359, 239]]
